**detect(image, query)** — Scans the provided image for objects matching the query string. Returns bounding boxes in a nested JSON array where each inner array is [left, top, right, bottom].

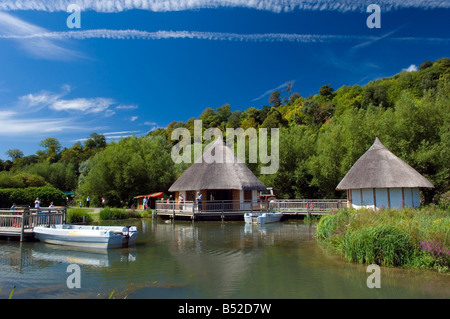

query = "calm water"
[[0, 219, 448, 299]]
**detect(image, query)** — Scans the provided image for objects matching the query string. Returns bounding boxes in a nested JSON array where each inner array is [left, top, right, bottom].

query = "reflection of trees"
[[151, 221, 317, 298]]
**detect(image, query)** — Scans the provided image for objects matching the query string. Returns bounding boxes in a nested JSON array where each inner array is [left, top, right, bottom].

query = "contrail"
[[0, 29, 377, 42], [1, 29, 448, 45]]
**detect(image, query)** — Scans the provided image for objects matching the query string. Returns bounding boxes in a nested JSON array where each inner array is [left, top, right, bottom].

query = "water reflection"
[[0, 219, 449, 299]]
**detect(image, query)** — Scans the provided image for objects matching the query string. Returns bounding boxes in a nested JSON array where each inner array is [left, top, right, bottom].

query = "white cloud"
[[16, 87, 118, 115], [403, 64, 418, 72], [0, 109, 79, 135], [0, 11, 81, 60], [0, 86, 138, 139], [51, 97, 115, 114], [116, 104, 138, 110], [130, 116, 138, 122], [0, 0, 448, 13]]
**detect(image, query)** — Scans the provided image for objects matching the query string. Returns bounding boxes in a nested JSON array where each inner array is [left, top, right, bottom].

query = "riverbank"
[[316, 206, 450, 272]]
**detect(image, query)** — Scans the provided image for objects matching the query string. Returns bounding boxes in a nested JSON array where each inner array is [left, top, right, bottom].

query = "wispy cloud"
[[0, 11, 82, 60], [0, 0, 448, 13], [0, 86, 136, 137], [18, 86, 118, 115], [252, 80, 296, 102], [0, 109, 80, 135]]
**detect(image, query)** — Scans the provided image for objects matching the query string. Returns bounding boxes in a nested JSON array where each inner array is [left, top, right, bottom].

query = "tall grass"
[[317, 206, 450, 272]]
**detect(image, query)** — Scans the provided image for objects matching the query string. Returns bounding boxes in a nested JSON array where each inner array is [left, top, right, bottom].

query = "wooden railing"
[[155, 198, 347, 216], [156, 200, 260, 214], [0, 207, 67, 241], [268, 199, 346, 214]]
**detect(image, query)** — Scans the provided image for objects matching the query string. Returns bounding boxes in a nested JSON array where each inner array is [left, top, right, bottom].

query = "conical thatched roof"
[[169, 138, 267, 191], [336, 137, 434, 190]]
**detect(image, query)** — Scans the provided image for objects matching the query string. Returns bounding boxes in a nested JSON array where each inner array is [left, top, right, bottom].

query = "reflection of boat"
[[244, 212, 283, 224], [32, 244, 137, 267], [33, 224, 138, 249]]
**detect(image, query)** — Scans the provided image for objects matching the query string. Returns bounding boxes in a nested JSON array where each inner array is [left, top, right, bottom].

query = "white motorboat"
[[33, 224, 138, 249], [244, 212, 283, 224]]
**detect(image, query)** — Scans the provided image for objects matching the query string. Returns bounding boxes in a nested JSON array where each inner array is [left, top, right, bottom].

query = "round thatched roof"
[[169, 138, 267, 192], [336, 137, 434, 190]]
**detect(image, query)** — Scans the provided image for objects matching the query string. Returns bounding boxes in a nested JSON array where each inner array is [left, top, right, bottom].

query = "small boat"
[[33, 224, 138, 249], [244, 212, 283, 224]]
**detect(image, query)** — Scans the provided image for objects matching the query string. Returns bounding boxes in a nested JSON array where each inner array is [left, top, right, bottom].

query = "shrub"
[[67, 208, 93, 224], [99, 207, 127, 220], [0, 186, 65, 208]]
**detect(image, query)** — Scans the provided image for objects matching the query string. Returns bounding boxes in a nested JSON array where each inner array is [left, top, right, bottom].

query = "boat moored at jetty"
[[244, 212, 283, 224], [33, 224, 138, 249]]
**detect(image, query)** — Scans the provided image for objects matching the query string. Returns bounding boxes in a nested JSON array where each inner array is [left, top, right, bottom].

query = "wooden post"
[[401, 187, 405, 208], [373, 188, 377, 211], [20, 209, 27, 242], [387, 188, 391, 208]]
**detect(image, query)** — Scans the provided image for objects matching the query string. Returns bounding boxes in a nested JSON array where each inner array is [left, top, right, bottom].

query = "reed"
[[317, 206, 450, 271]]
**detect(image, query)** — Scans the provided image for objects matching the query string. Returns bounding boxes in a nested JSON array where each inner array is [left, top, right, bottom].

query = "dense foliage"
[[0, 186, 66, 208], [1, 58, 449, 206], [317, 207, 450, 271]]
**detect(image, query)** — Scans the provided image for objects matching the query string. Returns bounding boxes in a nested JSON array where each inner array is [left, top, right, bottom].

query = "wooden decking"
[[0, 207, 67, 241], [155, 199, 347, 221]]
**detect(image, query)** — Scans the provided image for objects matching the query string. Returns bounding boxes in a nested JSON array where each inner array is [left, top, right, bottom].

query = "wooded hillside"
[[1, 58, 448, 207]]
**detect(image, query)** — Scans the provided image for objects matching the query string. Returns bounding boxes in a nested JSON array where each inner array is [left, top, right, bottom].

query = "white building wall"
[[375, 188, 389, 209], [361, 188, 374, 210], [350, 189, 361, 209], [350, 187, 421, 210], [389, 188, 403, 209]]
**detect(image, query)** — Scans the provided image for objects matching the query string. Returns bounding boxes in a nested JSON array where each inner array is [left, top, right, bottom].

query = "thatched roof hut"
[[169, 138, 266, 192], [336, 137, 434, 209], [169, 138, 266, 210]]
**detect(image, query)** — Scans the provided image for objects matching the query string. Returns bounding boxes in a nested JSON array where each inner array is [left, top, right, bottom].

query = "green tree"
[[37, 138, 62, 163], [6, 149, 24, 160], [269, 90, 281, 107], [77, 136, 175, 207], [319, 84, 335, 101]]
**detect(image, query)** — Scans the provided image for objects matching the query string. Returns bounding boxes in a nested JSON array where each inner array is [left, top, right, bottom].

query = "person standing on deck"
[[178, 194, 184, 212], [196, 192, 202, 212]]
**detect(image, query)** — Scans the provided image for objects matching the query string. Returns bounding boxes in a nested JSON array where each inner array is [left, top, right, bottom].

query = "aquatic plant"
[[316, 206, 450, 272], [342, 225, 414, 267], [419, 239, 450, 269]]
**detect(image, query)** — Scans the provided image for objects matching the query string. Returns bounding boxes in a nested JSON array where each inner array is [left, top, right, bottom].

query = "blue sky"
[[0, 0, 449, 160]]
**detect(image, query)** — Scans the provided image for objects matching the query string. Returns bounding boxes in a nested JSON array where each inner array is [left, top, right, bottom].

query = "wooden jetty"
[[155, 199, 346, 221], [0, 207, 66, 241]]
